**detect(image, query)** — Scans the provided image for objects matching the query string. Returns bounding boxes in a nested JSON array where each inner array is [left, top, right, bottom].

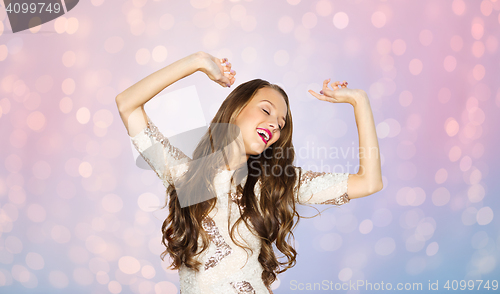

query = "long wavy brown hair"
[[160, 79, 303, 287]]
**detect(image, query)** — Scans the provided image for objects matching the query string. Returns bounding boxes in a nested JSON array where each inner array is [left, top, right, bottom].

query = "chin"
[[247, 143, 265, 155]]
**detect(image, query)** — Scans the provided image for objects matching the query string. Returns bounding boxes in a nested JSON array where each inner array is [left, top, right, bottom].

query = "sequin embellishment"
[[230, 281, 256, 294], [319, 192, 350, 205], [300, 170, 327, 185], [201, 216, 232, 270], [131, 139, 165, 182], [144, 118, 188, 162], [230, 191, 245, 210]]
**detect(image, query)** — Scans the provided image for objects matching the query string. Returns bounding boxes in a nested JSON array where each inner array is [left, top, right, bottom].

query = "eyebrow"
[[260, 100, 286, 124]]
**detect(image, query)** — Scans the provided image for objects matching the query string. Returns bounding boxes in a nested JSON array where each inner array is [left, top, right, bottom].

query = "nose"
[[267, 117, 280, 133], [268, 122, 279, 133]]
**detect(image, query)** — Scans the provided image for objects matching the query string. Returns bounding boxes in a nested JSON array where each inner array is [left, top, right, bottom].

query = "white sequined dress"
[[130, 119, 350, 294]]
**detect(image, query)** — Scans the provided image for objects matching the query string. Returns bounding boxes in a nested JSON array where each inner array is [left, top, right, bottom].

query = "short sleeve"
[[294, 166, 350, 205], [130, 117, 191, 188]]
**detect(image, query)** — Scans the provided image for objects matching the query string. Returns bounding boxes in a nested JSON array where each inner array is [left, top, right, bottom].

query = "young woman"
[[116, 51, 382, 294]]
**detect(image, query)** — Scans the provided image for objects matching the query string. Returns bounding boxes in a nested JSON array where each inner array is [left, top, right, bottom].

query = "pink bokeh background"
[[1, 0, 499, 293]]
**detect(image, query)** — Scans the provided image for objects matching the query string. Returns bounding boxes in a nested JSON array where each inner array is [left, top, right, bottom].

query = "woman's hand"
[[198, 52, 236, 88], [308, 78, 365, 106]]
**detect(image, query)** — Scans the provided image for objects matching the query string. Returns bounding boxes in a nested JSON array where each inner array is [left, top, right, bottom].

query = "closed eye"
[[262, 109, 282, 130]]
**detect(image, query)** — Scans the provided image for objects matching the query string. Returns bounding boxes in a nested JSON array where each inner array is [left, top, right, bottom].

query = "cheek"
[[274, 132, 281, 142]]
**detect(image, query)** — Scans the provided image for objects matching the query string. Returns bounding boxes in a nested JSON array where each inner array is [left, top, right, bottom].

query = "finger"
[[341, 80, 348, 88], [225, 69, 236, 77], [308, 90, 328, 101], [309, 90, 338, 103], [322, 79, 331, 90], [224, 72, 236, 85], [219, 75, 231, 88], [308, 90, 323, 99], [223, 62, 232, 71], [330, 81, 342, 90], [220, 57, 228, 64]]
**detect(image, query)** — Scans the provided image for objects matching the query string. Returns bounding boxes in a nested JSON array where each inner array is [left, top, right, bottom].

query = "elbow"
[[367, 181, 383, 195], [115, 95, 128, 114]]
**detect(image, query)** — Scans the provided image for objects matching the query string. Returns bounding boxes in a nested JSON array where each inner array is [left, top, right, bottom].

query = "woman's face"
[[234, 87, 288, 157]]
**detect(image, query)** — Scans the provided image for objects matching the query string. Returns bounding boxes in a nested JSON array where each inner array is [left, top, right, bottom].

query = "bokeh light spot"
[[419, 29, 433, 46], [316, 0, 332, 16], [136, 48, 151, 65], [51, 225, 71, 244], [426, 242, 439, 256], [448, 145, 461, 162], [392, 39, 406, 55], [399, 90, 412, 107], [159, 14, 175, 30], [86, 235, 107, 254], [302, 12, 317, 29], [26, 204, 46, 223], [79, 161, 93, 178], [472, 41, 485, 58], [359, 219, 373, 234], [450, 35, 463, 52], [452, 0, 466, 15], [409, 59, 423, 75], [468, 184, 485, 203], [62, 78, 76, 95], [435, 168, 448, 184], [443, 55, 457, 72], [141, 265, 156, 279], [108, 280, 122, 294], [118, 256, 141, 274], [444, 118, 459, 137], [476, 207, 493, 225], [333, 12, 349, 29], [438, 87, 451, 103], [472, 64, 485, 80], [76, 107, 91, 124], [371, 11, 387, 28], [59, 97, 73, 113], [25, 252, 44, 270], [49, 271, 68, 288], [432, 187, 451, 206], [26, 111, 46, 131]]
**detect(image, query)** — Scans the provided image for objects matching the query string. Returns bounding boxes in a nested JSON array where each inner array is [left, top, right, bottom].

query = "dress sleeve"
[[130, 117, 191, 188], [294, 166, 350, 205]]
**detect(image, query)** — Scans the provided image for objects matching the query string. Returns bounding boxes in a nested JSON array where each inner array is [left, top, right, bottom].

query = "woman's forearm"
[[115, 52, 204, 115], [351, 91, 383, 194]]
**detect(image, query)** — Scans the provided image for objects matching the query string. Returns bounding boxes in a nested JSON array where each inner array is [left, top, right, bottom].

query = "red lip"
[[257, 128, 272, 142]]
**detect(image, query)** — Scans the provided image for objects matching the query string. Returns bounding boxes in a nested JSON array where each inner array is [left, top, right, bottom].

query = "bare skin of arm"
[[309, 79, 383, 199], [115, 51, 236, 137]]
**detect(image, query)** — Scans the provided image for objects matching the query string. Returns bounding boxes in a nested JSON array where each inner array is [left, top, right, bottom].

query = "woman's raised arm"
[[309, 79, 383, 199], [115, 51, 236, 137]]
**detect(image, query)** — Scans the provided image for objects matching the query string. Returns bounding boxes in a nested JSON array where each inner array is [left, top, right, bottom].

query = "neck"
[[220, 136, 248, 170]]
